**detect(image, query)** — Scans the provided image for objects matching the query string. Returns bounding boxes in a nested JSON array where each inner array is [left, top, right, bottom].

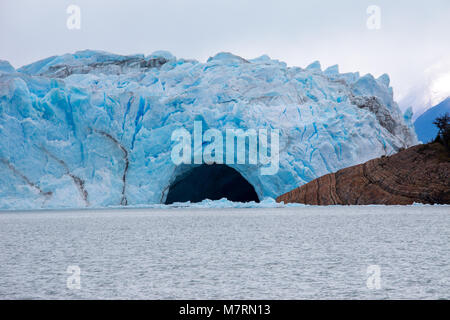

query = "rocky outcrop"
[[277, 143, 450, 205]]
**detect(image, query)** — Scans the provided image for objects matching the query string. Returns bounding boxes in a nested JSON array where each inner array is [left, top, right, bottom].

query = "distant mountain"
[[414, 97, 450, 143]]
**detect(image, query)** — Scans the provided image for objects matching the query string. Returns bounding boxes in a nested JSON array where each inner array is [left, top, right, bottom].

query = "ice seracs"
[[0, 50, 418, 209]]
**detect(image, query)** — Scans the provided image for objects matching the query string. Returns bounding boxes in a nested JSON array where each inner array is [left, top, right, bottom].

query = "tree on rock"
[[433, 113, 450, 150]]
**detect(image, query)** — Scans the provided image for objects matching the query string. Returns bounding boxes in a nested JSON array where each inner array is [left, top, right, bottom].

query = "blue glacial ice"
[[0, 50, 418, 209]]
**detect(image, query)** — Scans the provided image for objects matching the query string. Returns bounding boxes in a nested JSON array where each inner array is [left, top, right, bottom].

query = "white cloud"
[[399, 57, 450, 118]]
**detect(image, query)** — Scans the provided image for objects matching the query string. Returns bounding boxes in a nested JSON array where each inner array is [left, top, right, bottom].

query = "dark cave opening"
[[165, 164, 260, 204]]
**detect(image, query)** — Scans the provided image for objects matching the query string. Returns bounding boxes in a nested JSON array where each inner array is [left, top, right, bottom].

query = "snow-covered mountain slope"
[[414, 97, 450, 143], [0, 50, 418, 209]]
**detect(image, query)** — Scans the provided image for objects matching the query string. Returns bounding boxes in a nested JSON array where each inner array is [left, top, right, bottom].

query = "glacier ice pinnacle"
[[170, 121, 280, 175], [0, 50, 418, 209]]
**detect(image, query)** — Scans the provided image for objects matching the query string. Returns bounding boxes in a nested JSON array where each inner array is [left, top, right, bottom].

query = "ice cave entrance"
[[165, 164, 260, 204]]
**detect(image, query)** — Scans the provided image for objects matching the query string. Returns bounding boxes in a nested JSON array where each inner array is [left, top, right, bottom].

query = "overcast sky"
[[1, 0, 449, 115]]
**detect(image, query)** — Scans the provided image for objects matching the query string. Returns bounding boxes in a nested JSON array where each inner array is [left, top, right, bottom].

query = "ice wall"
[[0, 50, 418, 209]]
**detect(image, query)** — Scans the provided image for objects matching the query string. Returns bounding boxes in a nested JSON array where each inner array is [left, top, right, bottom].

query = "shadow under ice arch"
[[164, 164, 260, 204]]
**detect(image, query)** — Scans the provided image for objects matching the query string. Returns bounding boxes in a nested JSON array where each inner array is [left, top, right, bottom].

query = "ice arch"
[[164, 164, 260, 204]]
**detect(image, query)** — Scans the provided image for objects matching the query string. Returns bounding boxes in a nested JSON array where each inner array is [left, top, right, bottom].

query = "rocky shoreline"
[[277, 143, 450, 205]]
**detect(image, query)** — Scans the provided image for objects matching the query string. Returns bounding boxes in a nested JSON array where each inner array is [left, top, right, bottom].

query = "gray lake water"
[[0, 206, 449, 299]]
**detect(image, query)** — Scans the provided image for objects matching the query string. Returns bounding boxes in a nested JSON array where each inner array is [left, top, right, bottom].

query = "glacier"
[[0, 50, 418, 210]]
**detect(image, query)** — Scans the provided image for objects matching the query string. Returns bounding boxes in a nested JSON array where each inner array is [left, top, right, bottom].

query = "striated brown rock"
[[277, 143, 450, 205]]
